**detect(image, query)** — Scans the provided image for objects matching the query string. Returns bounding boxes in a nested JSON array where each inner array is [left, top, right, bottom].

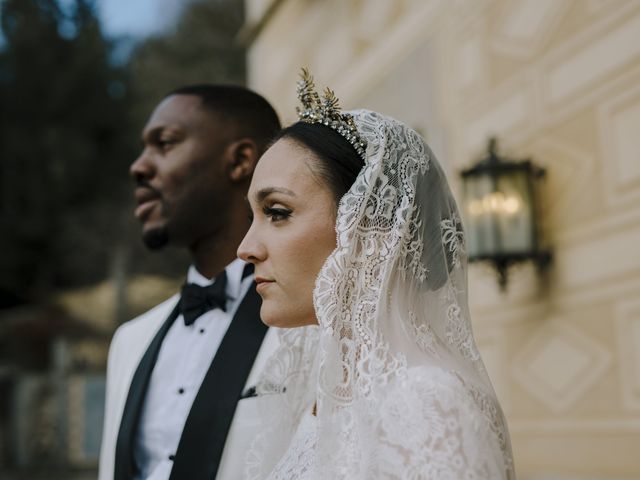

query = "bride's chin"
[[259, 306, 318, 329], [259, 305, 286, 328], [260, 315, 297, 329]]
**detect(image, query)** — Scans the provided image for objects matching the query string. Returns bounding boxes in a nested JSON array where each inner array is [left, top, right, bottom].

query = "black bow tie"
[[180, 271, 228, 326]]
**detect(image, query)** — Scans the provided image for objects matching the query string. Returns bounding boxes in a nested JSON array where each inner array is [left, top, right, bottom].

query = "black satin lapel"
[[114, 302, 181, 480], [169, 285, 266, 480]]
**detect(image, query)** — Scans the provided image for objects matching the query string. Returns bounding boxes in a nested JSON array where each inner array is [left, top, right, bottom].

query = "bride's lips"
[[134, 187, 161, 220], [255, 276, 275, 294]]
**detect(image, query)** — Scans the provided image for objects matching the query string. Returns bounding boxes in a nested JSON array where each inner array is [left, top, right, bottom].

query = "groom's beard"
[[142, 226, 169, 250], [142, 200, 170, 250]]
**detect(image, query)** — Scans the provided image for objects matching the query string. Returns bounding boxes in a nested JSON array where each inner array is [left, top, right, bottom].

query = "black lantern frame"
[[460, 138, 551, 290]]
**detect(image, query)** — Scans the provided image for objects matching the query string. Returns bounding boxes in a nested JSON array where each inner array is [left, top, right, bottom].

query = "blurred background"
[[0, 0, 639, 479]]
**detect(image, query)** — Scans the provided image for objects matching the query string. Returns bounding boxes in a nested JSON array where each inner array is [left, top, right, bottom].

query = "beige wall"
[[245, 0, 640, 478]]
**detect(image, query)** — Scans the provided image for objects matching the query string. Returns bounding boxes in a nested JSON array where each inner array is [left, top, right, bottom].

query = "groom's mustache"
[[134, 180, 163, 203]]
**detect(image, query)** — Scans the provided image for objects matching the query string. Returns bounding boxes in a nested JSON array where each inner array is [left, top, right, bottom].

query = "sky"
[[97, 0, 187, 39], [0, 0, 185, 48]]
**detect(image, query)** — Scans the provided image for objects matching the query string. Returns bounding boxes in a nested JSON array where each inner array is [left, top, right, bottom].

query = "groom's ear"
[[226, 138, 259, 184]]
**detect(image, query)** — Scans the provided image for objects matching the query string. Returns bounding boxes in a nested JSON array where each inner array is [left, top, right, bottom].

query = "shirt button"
[[178, 387, 185, 395], [168, 454, 175, 461], [199, 328, 205, 334]]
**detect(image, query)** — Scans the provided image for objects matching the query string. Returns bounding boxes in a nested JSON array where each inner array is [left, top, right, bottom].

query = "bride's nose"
[[237, 225, 265, 264]]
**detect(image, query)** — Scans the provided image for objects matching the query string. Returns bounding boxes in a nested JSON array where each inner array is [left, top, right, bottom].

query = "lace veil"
[[245, 110, 515, 479]]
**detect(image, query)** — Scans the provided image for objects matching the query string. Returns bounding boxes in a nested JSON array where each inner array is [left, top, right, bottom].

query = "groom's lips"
[[134, 187, 161, 220]]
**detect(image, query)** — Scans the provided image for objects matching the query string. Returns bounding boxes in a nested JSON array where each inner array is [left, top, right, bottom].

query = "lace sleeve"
[[373, 367, 513, 479]]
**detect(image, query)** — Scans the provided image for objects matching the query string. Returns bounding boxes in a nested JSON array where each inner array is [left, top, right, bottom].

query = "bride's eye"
[[263, 206, 292, 222]]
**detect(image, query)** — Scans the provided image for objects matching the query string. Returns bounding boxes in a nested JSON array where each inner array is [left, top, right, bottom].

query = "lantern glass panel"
[[464, 174, 498, 258], [495, 170, 534, 254], [463, 169, 534, 259]]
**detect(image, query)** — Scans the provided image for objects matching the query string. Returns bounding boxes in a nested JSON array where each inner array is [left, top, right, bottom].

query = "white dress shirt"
[[133, 259, 253, 480]]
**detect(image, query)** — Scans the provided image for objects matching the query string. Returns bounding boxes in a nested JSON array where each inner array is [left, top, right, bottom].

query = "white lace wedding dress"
[[265, 368, 509, 479], [266, 408, 317, 480]]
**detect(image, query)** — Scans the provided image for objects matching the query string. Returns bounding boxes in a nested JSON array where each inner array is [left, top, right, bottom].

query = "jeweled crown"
[[296, 68, 367, 159]]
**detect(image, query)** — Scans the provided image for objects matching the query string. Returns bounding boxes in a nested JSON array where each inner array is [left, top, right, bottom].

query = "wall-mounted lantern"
[[460, 138, 551, 290]]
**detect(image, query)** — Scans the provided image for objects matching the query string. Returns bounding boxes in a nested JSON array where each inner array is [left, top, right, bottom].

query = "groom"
[[98, 85, 281, 480]]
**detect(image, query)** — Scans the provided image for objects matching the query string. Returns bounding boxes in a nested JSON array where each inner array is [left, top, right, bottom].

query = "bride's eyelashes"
[[263, 206, 292, 222], [244, 203, 292, 224]]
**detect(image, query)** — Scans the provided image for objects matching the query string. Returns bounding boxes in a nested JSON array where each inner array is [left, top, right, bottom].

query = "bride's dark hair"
[[273, 122, 364, 204]]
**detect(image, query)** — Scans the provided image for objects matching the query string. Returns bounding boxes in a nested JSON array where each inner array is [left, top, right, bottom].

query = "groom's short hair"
[[166, 84, 281, 153]]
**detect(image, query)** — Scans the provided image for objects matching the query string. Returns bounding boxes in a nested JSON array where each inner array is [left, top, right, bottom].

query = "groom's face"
[[238, 139, 337, 328], [130, 94, 233, 249]]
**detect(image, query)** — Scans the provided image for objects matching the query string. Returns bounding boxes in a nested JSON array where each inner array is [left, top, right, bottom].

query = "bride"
[[238, 69, 515, 479]]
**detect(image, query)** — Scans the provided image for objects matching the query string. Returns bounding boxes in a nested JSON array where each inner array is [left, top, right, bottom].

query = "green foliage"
[[0, 0, 135, 300]]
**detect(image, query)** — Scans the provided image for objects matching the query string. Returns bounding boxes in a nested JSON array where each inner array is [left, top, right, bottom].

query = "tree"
[[0, 0, 135, 302]]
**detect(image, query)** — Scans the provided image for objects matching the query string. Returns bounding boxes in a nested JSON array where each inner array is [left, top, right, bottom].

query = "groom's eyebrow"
[[255, 187, 297, 202]]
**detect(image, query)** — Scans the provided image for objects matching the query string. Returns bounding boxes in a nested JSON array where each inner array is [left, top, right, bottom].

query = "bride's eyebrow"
[[255, 187, 297, 202]]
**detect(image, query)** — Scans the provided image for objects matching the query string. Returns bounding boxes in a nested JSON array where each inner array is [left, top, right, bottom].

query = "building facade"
[[244, 0, 640, 477]]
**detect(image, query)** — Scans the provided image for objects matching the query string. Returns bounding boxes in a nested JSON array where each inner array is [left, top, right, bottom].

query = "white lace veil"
[[245, 110, 515, 479]]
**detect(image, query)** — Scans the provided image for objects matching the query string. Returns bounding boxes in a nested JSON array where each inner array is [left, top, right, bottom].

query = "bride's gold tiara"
[[296, 68, 367, 159]]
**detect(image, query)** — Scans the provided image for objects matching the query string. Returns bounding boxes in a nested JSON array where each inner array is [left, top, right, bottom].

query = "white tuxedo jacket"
[[98, 294, 280, 480]]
